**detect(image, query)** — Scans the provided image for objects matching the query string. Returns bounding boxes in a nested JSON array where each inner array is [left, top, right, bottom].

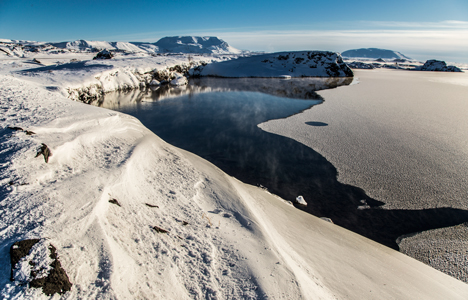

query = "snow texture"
[[342, 48, 411, 60], [190, 51, 353, 77], [1, 51, 468, 299]]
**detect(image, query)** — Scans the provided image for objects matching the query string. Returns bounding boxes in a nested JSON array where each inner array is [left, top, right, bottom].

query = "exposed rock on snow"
[[342, 48, 411, 60], [34, 143, 51, 163], [10, 239, 72, 296], [347, 61, 375, 69], [154, 36, 241, 54], [93, 49, 114, 60], [419, 60, 462, 72], [190, 51, 353, 77]]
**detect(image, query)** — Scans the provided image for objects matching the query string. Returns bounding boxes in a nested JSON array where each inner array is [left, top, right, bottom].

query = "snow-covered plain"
[[1, 52, 468, 299]]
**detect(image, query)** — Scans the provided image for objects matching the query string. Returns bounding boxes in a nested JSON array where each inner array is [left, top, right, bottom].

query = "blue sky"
[[1, 0, 467, 62]]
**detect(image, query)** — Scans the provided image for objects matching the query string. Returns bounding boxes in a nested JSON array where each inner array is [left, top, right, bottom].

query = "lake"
[[97, 75, 468, 253]]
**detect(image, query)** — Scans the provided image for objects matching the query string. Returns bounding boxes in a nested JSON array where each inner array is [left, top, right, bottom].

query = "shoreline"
[[1, 57, 468, 298]]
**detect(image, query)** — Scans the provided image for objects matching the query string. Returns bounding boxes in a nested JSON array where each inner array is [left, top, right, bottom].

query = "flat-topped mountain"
[[154, 36, 241, 54], [342, 48, 411, 60]]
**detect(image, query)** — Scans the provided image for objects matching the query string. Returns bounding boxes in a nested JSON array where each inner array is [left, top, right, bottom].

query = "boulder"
[[93, 49, 114, 60], [419, 60, 462, 72]]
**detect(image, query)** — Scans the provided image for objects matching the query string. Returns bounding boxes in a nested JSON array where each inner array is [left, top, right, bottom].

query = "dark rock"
[[10, 239, 72, 296], [109, 198, 121, 206], [35, 143, 51, 163], [419, 60, 462, 72], [347, 61, 375, 69], [93, 49, 114, 60], [10, 239, 40, 281], [152, 225, 169, 233]]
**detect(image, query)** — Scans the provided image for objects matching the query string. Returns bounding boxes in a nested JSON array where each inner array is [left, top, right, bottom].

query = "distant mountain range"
[[341, 48, 411, 60], [0, 36, 242, 56]]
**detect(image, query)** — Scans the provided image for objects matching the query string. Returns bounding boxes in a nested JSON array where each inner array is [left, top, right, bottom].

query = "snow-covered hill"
[[51, 40, 145, 53], [154, 36, 241, 54], [191, 51, 353, 77], [342, 48, 411, 60], [0, 36, 241, 57]]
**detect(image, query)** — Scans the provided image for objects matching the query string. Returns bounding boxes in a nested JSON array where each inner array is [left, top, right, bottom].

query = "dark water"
[[99, 78, 468, 250]]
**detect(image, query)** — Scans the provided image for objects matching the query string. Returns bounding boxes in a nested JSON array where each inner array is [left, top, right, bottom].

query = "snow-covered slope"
[[1, 69, 468, 299], [191, 51, 353, 77], [154, 36, 241, 54], [342, 48, 411, 60], [51, 40, 145, 53], [0, 36, 241, 57]]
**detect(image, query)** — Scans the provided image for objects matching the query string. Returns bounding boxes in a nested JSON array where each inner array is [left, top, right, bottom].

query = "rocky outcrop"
[[93, 49, 114, 60], [190, 51, 353, 78], [347, 61, 375, 69], [10, 239, 72, 296], [419, 60, 462, 72]]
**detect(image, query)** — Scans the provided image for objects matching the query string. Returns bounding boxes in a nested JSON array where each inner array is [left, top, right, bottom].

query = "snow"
[[295, 196, 307, 206], [341, 48, 411, 60], [155, 36, 242, 54], [1, 37, 241, 58], [1, 53, 468, 299], [190, 51, 353, 78]]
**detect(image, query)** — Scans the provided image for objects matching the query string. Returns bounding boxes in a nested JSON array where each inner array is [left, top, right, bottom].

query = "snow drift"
[[190, 51, 353, 77], [342, 48, 411, 60]]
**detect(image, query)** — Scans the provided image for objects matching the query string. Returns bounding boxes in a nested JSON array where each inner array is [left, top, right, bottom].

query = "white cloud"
[[208, 29, 468, 63]]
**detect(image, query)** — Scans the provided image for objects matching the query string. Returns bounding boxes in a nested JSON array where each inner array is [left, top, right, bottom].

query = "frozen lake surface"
[[99, 75, 468, 254]]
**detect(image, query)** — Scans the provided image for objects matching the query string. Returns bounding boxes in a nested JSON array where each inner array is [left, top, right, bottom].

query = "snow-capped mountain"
[[51, 40, 145, 53], [154, 36, 241, 54], [0, 36, 241, 57], [342, 48, 411, 60]]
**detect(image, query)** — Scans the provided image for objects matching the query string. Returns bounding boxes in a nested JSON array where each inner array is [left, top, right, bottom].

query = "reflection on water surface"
[[98, 77, 468, 250]]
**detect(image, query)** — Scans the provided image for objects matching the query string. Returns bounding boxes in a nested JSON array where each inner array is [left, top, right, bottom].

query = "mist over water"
[[99, 77, 468, 250]]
